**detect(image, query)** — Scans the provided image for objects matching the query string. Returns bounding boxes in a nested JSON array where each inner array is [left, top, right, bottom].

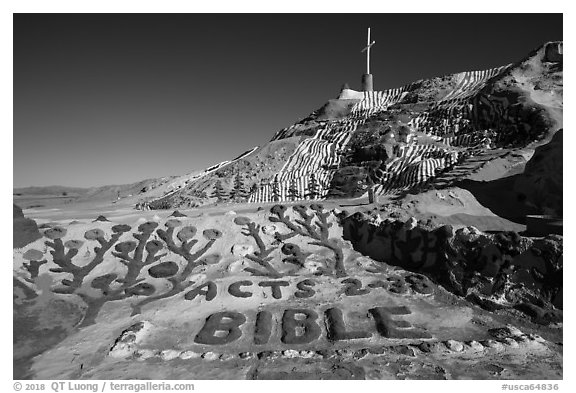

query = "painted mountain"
[[137, 41, 562, 219]]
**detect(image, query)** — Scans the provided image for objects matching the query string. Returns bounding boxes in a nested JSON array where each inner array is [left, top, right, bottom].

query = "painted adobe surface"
[[14, 206, 562, 379]]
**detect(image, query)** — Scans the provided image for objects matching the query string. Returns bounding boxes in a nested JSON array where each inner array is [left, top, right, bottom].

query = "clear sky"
[[13, 13, 562, 188]]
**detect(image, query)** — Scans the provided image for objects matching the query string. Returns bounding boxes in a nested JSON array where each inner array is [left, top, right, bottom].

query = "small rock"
[[455, 227, 471, 241], [227, 259, 249, 273], [353, 348, 369, 359], [505, 325, 524, 337], [299, 350, 317, 359], [160, 349, 181, 360], [225, 210, 237, 216], [238, 352, 255, 360], [489, 327, 519, 340], [445, 340, 464, 352], [303, 254, 329, 273], [513, 335, 531, 344], [315, 349, 333, 358], [335, 349, 354, 359], [202, 352, 220, 361], [418, 342, 435, 353], [404, 217, 418, 230], [219, 353, 236, 361], [466, 341, 485, 351], [231, 244, 254, 257], [393, 345, 415, 357], [257, 351, 280, 360], [135, 349, 157, 360], [261, 225, 277, 235], [282, 349, 299, 358], [170, 210, 187, 218], [180, 351, 202, 360], [527, 334, 546, 343], [448, 191, 459, 199], [468, 226, 482, 235], [500, 338, 519, 348], [481, 340, 504, 350], [109, 321, 153, 359]]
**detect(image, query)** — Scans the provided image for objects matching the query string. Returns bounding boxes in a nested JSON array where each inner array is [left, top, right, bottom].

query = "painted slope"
[[249, 64, 511, 203], [133, 42, 560, 210]]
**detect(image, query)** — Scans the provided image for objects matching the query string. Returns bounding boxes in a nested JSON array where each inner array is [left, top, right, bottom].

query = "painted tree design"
[[269, 204, 347, 277], [211, 180, 228, 202], [305, 173, 320, 200], [229, 171, 248, 202], [233, 216, 281, 278], [23, 218, 222, 327], [287, 179, 300, 201], [248, 183, 259, 198], [137, 219, 222, 315], [271, 175, 281, 202]]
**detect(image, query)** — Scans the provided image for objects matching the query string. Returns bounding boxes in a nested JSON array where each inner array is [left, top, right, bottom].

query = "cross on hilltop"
[[361, 27, 375, 91]]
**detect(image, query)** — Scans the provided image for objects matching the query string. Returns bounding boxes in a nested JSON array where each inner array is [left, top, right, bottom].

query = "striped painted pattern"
[[441, 66, 511, 102], [350, 86, 413, 118], [374, 156, 454, 195], [427, 65, 513, 115], [249, 119, 363, 203], [256, 65, 512, 201]]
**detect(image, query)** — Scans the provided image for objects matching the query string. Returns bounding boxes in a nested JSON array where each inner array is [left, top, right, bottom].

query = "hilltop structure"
[[361, 27, 376, 91]]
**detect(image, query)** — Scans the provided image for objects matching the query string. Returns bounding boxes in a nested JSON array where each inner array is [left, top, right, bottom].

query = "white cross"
[[361, 27, 376, 74]]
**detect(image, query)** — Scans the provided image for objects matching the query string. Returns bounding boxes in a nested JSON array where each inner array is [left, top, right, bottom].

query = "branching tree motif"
[[271, 175, 281, 202], [249, 183, 259, 195], [31, 218, 223, 327], [230, 172, 248, 202], [45, 225, 130, 295], [269, 204, 347, 277], [137, 219, 223, 315], [233, 216, 281, 278], [305, 174, 320, 200], [287, 179, 300, 201], [211, 180, 228, 202], [75, 222, 164, 326]]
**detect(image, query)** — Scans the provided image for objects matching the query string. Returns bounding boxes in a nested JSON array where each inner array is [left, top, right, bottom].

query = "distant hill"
[[13, 185, 89, 197]]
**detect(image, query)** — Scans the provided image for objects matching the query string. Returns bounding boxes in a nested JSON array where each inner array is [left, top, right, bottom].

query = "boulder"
[[13, 204, 41, 248]]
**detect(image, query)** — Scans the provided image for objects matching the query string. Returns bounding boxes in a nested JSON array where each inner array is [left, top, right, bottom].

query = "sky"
[[13, 13, 563, 188]]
